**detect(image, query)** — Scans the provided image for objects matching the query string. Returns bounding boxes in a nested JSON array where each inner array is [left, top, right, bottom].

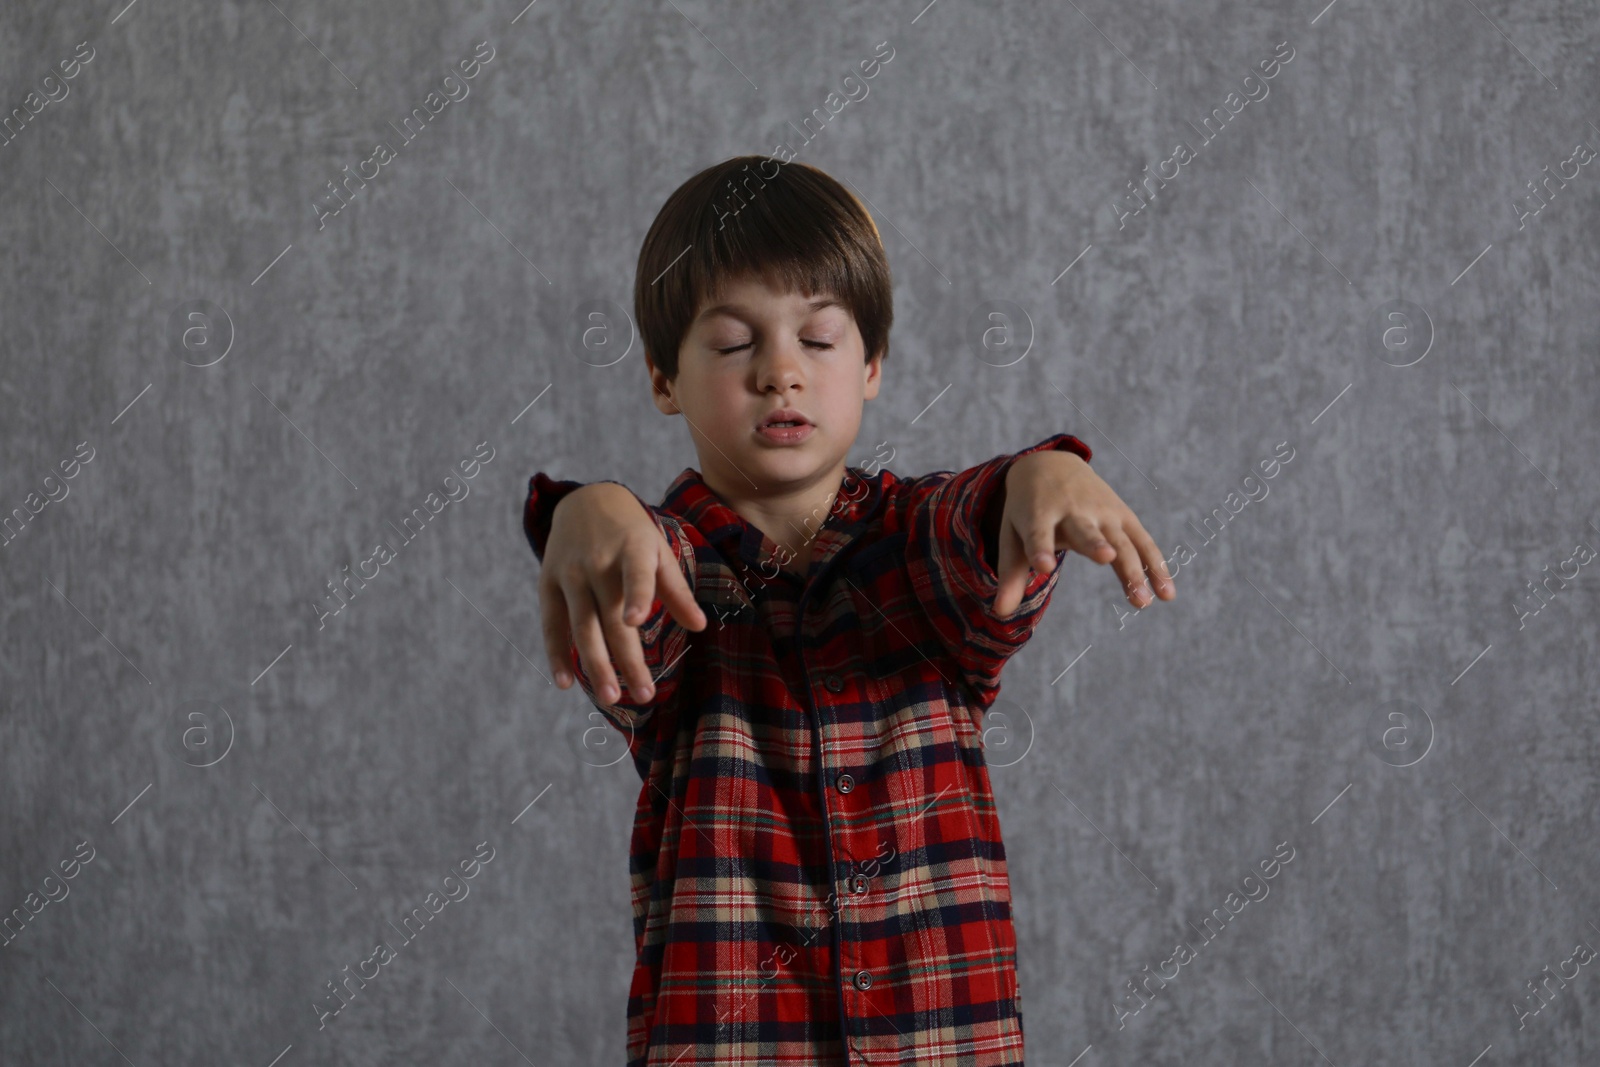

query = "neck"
[[702, 459, 850, 562]]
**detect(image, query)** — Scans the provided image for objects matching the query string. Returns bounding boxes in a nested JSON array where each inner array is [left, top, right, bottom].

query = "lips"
[[758, 409, 812, 429], [755, 409, 816, 445]]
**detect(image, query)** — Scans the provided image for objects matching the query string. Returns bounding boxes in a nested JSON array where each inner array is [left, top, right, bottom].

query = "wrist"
[[557, 480, 635, 512]]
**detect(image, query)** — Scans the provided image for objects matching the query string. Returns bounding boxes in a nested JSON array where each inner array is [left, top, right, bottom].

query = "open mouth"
[[755, 411, 816, 444], [757, 408, 813, 430]]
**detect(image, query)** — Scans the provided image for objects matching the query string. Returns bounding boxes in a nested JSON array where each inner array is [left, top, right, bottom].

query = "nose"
[[754, 339, 805, 395]]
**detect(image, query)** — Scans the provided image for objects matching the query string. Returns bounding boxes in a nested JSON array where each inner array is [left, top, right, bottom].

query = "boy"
[[522, 156, 1174, 1067]]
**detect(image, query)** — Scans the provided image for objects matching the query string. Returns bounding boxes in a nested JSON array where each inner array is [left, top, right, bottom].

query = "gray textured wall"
[[3, 0, 1597, 1063]]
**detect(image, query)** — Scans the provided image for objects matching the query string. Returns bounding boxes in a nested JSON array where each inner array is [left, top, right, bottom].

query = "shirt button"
[[850, 873, 870, 894], [836, 773, 855, 794], [855, 970, 872, 991], [824, 674, 843, 693]]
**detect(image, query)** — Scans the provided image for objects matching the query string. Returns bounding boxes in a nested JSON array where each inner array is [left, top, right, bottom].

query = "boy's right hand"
[[539, 482, 707, 705]]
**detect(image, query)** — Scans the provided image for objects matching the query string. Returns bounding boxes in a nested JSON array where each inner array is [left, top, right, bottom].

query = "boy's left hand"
[[990, 450, 1176, 617]]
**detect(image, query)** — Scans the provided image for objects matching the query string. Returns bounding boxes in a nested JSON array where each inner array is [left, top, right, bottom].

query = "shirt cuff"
[[523, 473, 583, 562]]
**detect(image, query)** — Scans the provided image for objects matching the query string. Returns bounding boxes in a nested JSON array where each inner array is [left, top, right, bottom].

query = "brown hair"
[[633, 155, 893, 381]]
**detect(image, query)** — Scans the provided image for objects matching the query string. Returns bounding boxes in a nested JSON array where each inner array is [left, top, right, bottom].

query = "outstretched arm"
[[901, 434, 1092, 704]]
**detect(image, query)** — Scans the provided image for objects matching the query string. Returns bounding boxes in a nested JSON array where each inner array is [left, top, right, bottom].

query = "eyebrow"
[[695, 297, 845, 323]]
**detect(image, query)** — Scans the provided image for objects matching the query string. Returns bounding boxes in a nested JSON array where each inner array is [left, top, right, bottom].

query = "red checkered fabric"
[[523, 433, 1093, 1067]]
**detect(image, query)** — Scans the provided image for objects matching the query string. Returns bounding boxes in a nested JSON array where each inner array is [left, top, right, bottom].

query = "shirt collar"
[[659, 464, 890, 578]]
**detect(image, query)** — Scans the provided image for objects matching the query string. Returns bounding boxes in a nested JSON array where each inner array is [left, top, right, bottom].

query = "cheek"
[[692, 372, 750, 432], [833, 368, 870, 414]]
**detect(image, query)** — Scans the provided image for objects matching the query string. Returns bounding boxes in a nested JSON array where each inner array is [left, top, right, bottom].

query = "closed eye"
[[715, 341, 835, 354]]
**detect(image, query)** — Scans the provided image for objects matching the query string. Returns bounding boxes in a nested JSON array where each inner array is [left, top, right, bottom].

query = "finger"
[[654, 535, 707, 631], [1103, 527, 1153, 607], [1124, 518, 1175, 599], [539, 570, 576, 688], [604, 548, 658, 701], [564, 573, 625, 705], [991, 515, 1033, 618], [1058, 512, 1117, 564], [618, 537, 660, 627], [1014, 510, 1061, 577]]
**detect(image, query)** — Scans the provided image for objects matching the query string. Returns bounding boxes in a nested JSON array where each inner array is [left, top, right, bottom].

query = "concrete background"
[[2, 0, 1597, 1063]]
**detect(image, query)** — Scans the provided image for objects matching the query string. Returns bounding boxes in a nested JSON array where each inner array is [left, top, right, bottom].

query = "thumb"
[[655, 534, 707, 631], [991, 517, 1032, 617], [993, 515, 1060, 617]]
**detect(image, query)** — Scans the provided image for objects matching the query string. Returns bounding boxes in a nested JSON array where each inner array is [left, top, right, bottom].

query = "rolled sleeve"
[[901, 433, 1092, 705]]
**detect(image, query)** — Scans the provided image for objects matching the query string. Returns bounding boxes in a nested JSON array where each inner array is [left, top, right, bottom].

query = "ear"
[[862, 349, 884, 400], [646, 350, 681, 415]]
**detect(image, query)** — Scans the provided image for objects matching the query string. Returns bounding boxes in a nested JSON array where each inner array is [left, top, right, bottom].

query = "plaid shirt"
[[523, 432, 1093, 1067]]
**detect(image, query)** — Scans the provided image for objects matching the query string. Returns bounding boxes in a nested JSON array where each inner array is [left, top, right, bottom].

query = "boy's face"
[[649, 271, 882, 499]]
